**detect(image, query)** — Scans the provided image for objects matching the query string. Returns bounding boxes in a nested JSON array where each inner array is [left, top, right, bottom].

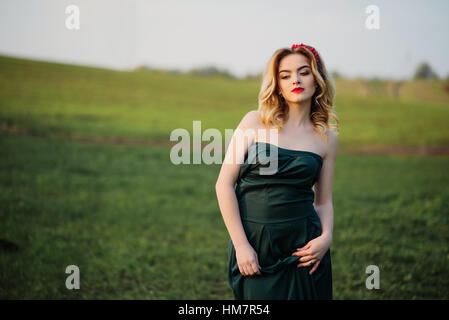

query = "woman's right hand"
[[235, 243, 262, 276]]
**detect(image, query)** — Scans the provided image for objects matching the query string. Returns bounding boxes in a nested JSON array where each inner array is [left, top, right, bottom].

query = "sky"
[[0, 0, 448, 80]]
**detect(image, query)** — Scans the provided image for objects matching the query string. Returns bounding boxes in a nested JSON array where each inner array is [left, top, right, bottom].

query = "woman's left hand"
[[291, 234, 332, 275]]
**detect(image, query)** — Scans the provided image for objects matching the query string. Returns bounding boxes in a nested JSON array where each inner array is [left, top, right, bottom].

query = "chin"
[[289, 95, 310, 102]]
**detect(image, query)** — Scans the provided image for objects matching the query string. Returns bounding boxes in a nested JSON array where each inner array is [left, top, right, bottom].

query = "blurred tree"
[[413, 62, 439, 80], [244, 72, 262, 81], [331, 70, 343, 80], [133, 64, 155, 72], [187, 65, 237, 79], [386, 80, 404, 100]]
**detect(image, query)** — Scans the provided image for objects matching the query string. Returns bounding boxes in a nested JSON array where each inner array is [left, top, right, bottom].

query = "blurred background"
[[0, 0, 448, 299]]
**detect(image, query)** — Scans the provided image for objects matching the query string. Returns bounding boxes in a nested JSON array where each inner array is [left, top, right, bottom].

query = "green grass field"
[[1, 55, 449, 299]]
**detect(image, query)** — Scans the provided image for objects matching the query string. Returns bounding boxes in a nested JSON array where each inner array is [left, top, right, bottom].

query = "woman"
[[215, 43, 339, 300]]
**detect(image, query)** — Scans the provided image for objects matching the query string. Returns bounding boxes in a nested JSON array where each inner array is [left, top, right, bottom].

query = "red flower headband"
[[291, 43, 320, 65]]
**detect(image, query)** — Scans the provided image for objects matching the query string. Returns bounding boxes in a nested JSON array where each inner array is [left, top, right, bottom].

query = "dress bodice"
[[234, 142, 323, 220]]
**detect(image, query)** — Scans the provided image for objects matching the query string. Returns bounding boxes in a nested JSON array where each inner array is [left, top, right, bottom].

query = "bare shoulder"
[[325, 128, 338, 159], [237, 110, 261, 131], [240, 110, 259, 127]]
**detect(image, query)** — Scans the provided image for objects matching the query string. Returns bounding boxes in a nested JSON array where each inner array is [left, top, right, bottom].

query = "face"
[[278, 53, 317, 103]]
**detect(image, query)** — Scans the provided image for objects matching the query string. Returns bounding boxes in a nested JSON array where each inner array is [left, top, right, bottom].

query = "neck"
[[284, 98, 312, 128]]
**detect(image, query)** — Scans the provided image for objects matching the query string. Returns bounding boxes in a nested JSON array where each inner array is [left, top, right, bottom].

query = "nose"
[[293, 74, 301, 84]]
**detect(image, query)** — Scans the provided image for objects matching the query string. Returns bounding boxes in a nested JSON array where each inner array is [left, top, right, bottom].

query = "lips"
[[291, 87, 304, 93]]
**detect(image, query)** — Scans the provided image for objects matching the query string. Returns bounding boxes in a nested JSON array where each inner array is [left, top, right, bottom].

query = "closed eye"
[[281, 72, 309, 79]]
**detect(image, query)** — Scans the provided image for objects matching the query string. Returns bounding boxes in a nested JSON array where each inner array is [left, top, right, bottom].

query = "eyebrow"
[[279, 65, 310, 74]]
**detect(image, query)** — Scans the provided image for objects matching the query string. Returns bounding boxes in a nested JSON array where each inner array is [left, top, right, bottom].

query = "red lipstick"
[[291, 87, 304, 93]]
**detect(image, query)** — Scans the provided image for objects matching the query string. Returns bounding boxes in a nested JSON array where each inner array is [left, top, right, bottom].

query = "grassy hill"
[[1, 55, 449, 147], [1, 55, 448, 299]]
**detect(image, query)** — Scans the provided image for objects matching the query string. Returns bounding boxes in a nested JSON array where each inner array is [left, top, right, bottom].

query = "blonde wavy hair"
[[257, 44, 339, 141]]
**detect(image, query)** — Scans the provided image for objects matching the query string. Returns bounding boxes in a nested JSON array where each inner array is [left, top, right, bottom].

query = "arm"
[[215, 110, 262, 276], [215, 110, 256, 249], [313, 129, 338, 245], [293, 129, 338, 274]]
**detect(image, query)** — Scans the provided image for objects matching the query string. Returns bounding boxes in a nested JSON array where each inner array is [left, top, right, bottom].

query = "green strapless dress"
[[228, 141, 333, 300]]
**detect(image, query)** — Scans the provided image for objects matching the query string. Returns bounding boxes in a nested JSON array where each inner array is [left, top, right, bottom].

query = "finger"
[[292, 249, 305, 256], [298, 249, 312, 257], [309, 260, 321, 275], [297, 243, 311, 251], [297, 259, 315, 268], [250, 262, 261, 275], [298, 257, 310, 263], [296, 246, 310, 254], [245, 264, 254, 276], [240, 265, 248, 276], [298, 253, 314, 262]]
